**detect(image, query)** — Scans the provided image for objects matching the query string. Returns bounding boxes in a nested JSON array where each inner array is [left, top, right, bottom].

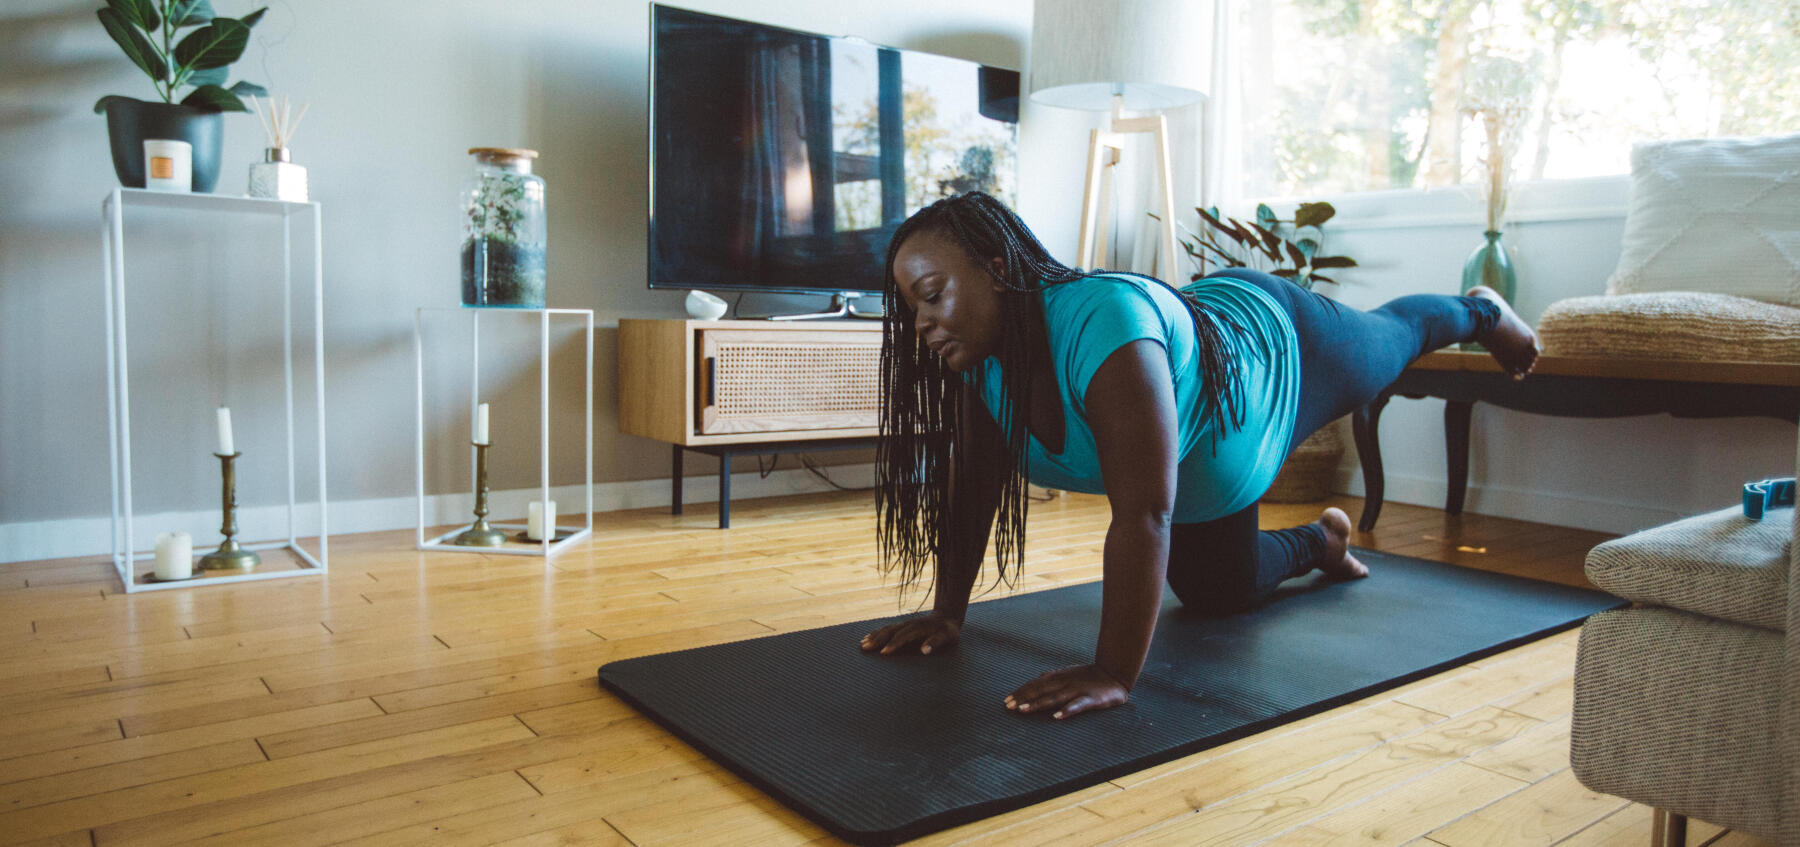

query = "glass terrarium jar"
[[461, 148, 546, 307]]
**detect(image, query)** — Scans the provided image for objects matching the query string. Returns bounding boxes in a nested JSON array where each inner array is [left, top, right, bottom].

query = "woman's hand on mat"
[[1004, 664, 1129, 720], [860, 614, 961, 656]]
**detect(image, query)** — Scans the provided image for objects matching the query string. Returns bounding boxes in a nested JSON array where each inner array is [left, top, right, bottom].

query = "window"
[[1233, 0, 1800, 199]]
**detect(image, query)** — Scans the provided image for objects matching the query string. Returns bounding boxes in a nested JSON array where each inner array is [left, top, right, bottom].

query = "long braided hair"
[[876, 192, 1249, 598]]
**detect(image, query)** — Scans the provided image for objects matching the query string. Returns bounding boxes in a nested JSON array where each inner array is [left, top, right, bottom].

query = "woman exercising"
[[859, 192, 1540, 720]]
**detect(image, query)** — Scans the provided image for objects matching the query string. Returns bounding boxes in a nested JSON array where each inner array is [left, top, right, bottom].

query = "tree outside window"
[[1238, 0, 1800, 198]]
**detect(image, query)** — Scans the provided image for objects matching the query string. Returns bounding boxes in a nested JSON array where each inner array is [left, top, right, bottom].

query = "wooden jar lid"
[[468, 147, 539, 160]]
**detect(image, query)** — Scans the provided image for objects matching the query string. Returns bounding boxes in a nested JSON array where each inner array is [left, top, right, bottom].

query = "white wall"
[[0, 0, 1788, 564]]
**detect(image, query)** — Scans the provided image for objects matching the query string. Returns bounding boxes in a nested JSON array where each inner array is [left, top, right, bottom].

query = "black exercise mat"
[[597, 548, 1623, 845]]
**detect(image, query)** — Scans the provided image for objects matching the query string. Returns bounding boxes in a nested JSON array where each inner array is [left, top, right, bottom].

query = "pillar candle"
[[154, 531, 192, 580], [528, 500, 556, 540], [475, 403, 489, 445], [216, 407, 234, 455], [143, 139, 192, 193]]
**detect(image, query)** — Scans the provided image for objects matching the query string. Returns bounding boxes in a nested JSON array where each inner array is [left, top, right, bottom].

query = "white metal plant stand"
[[414, 307, 594, 558], [103, 188, 329, 593]]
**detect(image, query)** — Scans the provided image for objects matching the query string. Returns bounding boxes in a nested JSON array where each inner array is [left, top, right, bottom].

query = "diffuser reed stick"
[[248, 94, 309, 150]]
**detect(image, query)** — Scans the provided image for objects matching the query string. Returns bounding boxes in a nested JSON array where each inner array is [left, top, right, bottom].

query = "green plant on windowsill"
[[1165, 201, 1358, 290]]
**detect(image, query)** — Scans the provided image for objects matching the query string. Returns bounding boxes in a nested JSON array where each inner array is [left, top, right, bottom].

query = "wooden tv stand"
[[617, 319, 882, 527]]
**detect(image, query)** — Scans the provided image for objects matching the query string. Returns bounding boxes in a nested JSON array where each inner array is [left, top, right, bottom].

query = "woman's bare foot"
[[1317, 507, 1369, 579], [1465, 286, 1541, 380]]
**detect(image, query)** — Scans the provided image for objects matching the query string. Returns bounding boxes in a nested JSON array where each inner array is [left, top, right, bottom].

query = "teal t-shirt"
[[972, 274, 1300, 523]]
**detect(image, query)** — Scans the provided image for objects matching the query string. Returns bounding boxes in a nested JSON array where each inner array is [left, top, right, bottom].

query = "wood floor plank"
[[1426, 768, 1629, 846], [0, 699, 381, 784], [1085, 708, 1544, 846], [1463, 714, 1574, 783], [1, 717, 534, 845], [177, 771, 540, 847], [2, 738, 268, 817], [1261, 761, 1528, 846], [1554, 804, 1726, 847]]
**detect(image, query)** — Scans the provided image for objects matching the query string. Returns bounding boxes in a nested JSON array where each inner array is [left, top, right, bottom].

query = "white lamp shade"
[[1029, 0, 1213, 111]]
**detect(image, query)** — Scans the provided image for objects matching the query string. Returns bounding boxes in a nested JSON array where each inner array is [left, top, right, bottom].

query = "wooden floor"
[[0, 492, 1778, 847]]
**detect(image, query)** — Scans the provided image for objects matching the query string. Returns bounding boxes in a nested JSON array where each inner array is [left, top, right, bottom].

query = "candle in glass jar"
[[216, 407, 234, 455], [154, 531, 192, 580], [527, 500, 556, 540], [475, 403, 489, 445]]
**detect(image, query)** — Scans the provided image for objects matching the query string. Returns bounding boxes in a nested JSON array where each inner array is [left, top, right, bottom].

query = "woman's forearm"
[[1094, 512, 1170, 689], [932, 478, 1000, 621]]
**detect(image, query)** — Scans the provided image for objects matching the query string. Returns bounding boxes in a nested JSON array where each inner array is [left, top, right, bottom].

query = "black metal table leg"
[[1444, 400, 1474, 516], [1351, 391, 1394, 531], [671, 444, 684, 515], [718, 449, 732, 529]]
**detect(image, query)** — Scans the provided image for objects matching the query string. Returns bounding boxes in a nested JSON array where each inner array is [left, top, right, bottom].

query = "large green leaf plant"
[[92, 0, 269, 114]]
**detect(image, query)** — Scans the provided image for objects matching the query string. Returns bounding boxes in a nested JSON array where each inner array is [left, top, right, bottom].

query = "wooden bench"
[[1351, 351, 1800, 530]]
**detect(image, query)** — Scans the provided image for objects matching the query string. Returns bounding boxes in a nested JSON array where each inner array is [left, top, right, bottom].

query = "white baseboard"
[[1333, 468, 1689, 536], [0, 463, 876, 565]]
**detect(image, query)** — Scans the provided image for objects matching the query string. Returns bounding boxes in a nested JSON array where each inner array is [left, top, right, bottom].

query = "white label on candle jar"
[[154, 531, 193, 580], [528, 500, 557, 540], [217, 407, 234, 455], [143, 139, 192, 193]]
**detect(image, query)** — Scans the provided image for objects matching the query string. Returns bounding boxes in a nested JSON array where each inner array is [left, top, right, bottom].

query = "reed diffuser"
[[248, 94, 309, 202]]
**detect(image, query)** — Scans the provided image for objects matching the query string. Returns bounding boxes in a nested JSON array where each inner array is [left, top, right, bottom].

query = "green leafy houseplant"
[[92, 0, 268, 115], [1174, 202, 1357, 289]]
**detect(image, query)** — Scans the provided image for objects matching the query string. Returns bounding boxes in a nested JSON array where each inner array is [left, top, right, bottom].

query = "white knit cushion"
[[1586, 505, 1791, 632], [1605, 133, 1800, 307]]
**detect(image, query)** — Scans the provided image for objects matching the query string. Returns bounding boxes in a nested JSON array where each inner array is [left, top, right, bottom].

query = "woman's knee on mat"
[[1166, 567, 1263, 616]]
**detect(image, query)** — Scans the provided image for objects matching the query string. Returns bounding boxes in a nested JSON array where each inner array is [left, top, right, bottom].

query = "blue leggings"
[[1165, 268, 1500, 615]]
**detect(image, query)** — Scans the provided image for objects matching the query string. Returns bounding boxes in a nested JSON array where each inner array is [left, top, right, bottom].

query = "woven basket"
[[1262, 420, 1344, 504]]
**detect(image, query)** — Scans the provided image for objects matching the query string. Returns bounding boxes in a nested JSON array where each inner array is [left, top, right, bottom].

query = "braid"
[[877, 191, 1250, 601]]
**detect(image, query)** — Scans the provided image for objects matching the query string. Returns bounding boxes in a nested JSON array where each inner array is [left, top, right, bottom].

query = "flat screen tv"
[[648, 4, 1020, 316]]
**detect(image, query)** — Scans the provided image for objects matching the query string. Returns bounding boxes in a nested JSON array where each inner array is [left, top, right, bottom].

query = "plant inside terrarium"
[[461, 166, 545, 307]]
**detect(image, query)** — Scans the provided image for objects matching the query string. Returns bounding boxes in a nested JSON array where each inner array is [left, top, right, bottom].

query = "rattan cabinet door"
[[697, 329, 881, 435]]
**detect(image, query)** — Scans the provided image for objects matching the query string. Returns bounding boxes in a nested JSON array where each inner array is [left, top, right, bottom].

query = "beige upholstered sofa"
[[1570, 428, 1798, 845]]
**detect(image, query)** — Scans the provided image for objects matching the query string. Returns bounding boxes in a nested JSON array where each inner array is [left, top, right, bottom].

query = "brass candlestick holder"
[[199, 452, 261, 571], [452, 441, 507, 546]]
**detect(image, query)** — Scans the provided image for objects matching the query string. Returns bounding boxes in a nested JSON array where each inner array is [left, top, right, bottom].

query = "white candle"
[[475, 403, 489, 445], [143, 138, 193, 193], [216, 407, 234, 455], [154, 531, 192, 580], [527, 500, 556, 541]]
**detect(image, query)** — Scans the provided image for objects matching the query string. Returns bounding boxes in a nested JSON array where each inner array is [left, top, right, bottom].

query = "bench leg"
[[671, 445, 684, 515], [1444, 400, 1473, 516], [1351, 392, 1393, 531]]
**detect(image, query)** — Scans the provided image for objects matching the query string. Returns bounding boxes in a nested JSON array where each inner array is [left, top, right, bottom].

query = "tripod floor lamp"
[[1029, 0, 1213, 280]]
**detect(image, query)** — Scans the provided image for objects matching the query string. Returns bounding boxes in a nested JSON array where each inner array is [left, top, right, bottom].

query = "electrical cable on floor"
[[799, 453, 873, 492]]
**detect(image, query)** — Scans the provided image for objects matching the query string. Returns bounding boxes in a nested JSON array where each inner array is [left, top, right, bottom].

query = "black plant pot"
[[100, 97, 224, 192]]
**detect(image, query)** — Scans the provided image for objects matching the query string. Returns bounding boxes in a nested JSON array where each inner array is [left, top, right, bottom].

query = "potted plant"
[[92, 0, 269, 192], [1169, 202, 1360, 502]]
